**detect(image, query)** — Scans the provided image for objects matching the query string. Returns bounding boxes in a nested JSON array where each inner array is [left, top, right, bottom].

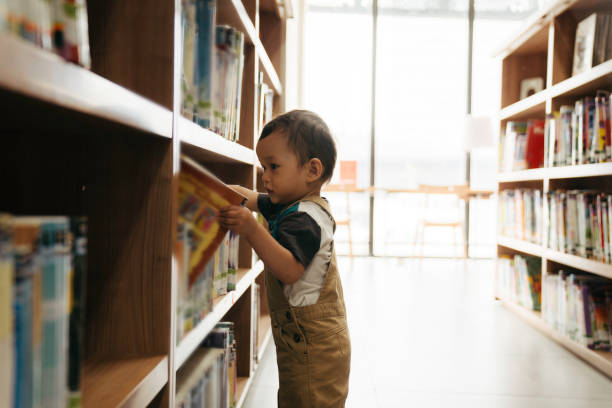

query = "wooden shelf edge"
[[179, 117, 255, 165], [229, 0, 283, 94], [499, 91, 547, 120], [236, 375, 256, 408], [500, 298, 612, 379], [497, 168, 547, 182], [497, 236, 544, 257], [0, 33, 172, 138], [547, 163, 612, 179], [550, 59, 612, 99], [544, 249, 612, 279], [495, 0, 576, 58], [83, 355, 168, 408], [257, 326, 273, 363], [176, 261, 264, 370]]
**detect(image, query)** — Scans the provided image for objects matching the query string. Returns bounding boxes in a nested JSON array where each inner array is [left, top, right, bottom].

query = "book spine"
[[67, 217, 86, 408], [181, 0, 198, 121], [195, 0, 216, 129], [0, 215, 13, 408]]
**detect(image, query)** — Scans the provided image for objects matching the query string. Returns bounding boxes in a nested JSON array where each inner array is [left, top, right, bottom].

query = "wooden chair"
[[413, 184, 468, 258], [325, 160, 357, 257]]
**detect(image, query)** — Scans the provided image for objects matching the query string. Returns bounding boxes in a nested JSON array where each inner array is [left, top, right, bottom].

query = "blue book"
[[40, 217, 70, 407], [194, 0, 216, 128]]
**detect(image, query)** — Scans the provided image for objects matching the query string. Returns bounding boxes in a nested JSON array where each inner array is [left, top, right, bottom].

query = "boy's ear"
[[305, 158, 324, 182]]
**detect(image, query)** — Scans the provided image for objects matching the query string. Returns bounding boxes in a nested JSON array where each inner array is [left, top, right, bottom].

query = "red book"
[[525, 119, 546, 168]]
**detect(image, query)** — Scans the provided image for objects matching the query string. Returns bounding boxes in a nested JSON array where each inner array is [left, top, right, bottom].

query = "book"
[[0, 215, 13, 408], [543, 272, 612, 350], [524, 119, 545, 168], [499, 188, 543, 244], [178, 155, 244, 287], [497, 254, 541, 311], [194, 0, 216, 128], [181, 0, 198, 120], [67, 217, 86, 408], [572, 13, 612, 76]]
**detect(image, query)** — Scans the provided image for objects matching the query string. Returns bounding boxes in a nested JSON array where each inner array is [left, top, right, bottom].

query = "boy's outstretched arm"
[[219, 205, 304, 285], [229, 185, 259, 212]]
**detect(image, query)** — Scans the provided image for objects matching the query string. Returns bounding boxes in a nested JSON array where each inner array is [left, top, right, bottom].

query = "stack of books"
[[498, 188, 543, 244], [181, 0, 245, 141], [176, 322, 237, 408], [548, 190, 612, 263], [545, 91, 611, 166], [497, 254, 542, 311], [176, 156, 244, 342], [1, 0, 91, 67], [543, 271, 612, 351], [0, 215, 87, 408], [500, 120, 545, 171]]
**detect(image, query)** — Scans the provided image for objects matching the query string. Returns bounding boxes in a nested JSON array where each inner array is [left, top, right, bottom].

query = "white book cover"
[[573, 13, 597, 76]]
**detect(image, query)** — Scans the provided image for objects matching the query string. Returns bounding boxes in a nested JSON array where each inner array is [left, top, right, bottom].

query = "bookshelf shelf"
[[82, 355, 168, 408], [500, 91, 547, 121], [175, 262, 264, 371], [500, 299, 612, 378], [179, 117, 256, 165], [544, 250, 612, 279], [497, 236, 544, 257], [549, 59, 612, 100], [497, 0, 612, 380], [547, 163, 612, 179], [0, 33, 173, 138], [497, 168, 548, 182]]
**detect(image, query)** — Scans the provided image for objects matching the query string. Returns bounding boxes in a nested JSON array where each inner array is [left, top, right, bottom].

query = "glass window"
[[303, 5, 373, 256]]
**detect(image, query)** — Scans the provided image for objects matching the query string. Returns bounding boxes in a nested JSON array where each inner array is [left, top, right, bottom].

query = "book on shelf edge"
[[178, 155, 245, 287]]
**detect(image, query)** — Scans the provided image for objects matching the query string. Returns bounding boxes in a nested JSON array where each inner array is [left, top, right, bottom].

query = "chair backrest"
[[339, 160, 357, 188]]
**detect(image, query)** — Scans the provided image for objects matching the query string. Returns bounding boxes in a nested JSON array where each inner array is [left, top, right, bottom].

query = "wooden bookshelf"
[[497, 0, 612, 380], [0, 0, 291, 406]]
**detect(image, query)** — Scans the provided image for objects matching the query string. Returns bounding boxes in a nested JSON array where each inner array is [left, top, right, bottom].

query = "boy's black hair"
[[260, 110, 337, 184]]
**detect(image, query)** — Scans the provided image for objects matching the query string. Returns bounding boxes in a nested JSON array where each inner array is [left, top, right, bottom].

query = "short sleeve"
[[275, 212, 322, 268], [257, 194, 283, 222]]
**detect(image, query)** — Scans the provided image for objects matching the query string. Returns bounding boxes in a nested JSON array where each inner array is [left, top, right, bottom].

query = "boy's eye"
[[270, 164, 279, 170]]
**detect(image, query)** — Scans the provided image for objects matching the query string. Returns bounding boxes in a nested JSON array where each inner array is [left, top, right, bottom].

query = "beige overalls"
[[265, 195, 351, 408]]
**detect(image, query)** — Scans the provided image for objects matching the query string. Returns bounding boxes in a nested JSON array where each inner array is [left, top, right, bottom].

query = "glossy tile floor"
[[243, 257, 612, 408]]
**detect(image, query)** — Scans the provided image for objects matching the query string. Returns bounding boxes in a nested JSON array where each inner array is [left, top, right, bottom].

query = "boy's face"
[[256, 130, 312, 205]]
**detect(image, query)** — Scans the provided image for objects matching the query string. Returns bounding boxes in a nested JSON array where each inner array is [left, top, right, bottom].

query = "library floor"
[[243, 257, 612, 408]]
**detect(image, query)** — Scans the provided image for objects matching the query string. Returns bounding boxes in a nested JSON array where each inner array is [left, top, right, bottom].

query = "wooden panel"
[[0, 131, 173, 359], [501, 53, 548, 108], [260, 11, 283, 82], [83, 355, 168, 408], [240, 45, 258, 149], [552, 12, 578, 85], [550, 59, 612, 106], [87, 0, 175, 108], [224, 288, 253, 377]]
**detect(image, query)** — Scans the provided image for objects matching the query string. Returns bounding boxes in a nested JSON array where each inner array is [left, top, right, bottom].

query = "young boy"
[[219, 110, 351, 408]]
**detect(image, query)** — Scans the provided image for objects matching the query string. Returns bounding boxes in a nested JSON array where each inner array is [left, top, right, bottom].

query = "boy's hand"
[[219, 205, 257, 237]]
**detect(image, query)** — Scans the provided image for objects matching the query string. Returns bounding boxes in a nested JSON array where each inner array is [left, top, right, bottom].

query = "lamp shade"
[[464, 115, 495, 151]]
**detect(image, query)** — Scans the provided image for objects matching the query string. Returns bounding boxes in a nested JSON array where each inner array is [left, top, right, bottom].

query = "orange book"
[[178, 156, 245, 287]]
